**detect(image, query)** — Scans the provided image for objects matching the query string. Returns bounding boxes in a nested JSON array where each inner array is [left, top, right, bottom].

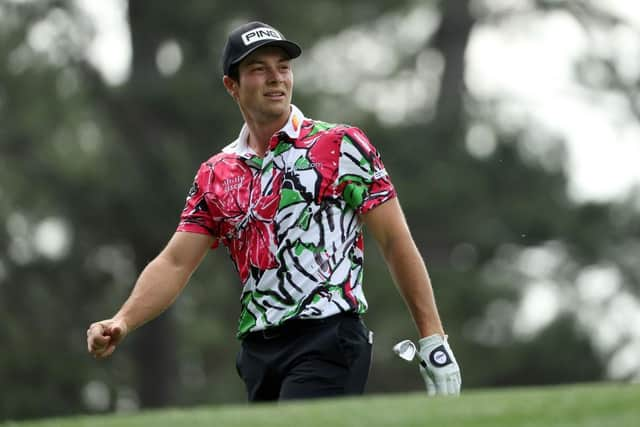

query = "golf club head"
[[393, 339, 417, 362]]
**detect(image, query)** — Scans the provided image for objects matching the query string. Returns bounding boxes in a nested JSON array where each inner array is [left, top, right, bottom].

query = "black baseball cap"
[[221, 21, 302, 76]]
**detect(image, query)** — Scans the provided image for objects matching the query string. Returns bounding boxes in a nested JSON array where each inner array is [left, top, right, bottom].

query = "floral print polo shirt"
[[177, 105, 396, 337]]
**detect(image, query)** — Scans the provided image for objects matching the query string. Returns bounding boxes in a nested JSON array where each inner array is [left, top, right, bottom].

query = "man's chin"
[[262, 102, 290, 118]]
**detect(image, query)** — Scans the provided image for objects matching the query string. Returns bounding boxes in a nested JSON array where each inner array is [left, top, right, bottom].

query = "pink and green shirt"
[[177, 105, 396, 337]]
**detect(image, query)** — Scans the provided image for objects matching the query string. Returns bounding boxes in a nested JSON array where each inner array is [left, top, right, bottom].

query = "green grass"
[[4, 383, 639, 427]]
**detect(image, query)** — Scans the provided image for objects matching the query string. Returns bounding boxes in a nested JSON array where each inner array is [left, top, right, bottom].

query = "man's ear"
[[222, 75, 239, 99]]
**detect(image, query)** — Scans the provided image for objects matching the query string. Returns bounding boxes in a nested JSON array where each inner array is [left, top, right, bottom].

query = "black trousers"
[[236, 313, 373, 401]]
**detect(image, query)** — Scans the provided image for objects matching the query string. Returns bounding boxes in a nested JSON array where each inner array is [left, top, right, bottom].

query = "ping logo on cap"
[[241, 27, 282, 45]]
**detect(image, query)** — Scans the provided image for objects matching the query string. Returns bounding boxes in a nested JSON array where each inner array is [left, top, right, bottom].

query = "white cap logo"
[[241, 27, 282, 46]]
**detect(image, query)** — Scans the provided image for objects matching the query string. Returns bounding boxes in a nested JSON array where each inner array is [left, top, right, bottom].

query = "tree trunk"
[[433, 0, 474, 130], [123, 1, 180, 408], [131, 305, 178, 407]]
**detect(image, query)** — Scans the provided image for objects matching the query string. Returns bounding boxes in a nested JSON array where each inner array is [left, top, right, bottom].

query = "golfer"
[[87, 21, 461, 401]]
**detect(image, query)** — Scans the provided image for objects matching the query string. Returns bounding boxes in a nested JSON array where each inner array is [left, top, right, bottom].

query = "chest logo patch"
[[223, 175, 245, 191]]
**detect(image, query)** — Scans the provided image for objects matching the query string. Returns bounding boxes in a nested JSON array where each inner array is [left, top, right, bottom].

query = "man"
[[87, 21, 461, 401]]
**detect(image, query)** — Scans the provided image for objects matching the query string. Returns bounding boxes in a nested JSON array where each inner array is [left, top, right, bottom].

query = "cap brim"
[[229, 40, 302, 69]]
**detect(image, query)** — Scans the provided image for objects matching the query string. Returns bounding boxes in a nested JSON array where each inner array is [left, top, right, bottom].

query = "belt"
[[244, 312, 360, 341]]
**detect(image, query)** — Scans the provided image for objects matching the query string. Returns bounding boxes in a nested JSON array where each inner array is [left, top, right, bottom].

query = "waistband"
[[243, 312, 360, 341]]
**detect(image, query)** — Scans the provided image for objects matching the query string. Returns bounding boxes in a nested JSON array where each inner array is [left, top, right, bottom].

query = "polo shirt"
[[177, 105, 396, 338]]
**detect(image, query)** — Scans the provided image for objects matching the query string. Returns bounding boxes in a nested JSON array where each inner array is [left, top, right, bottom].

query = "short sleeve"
[[336, 127, 396, 214], [176, 162, 220, 248]]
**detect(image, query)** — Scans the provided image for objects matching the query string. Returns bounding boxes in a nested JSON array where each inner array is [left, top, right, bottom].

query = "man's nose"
[[265, 66, 283, 82]]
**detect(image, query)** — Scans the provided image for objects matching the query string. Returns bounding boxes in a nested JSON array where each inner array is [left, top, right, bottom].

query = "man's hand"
[[418, 334, 461, 396], [86, 318, 128, 359]]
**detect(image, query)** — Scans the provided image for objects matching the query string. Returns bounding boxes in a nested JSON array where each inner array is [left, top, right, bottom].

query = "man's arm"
[[87, 231, 214, 358], [361, 198, 444, 338], [362, 197, 461, 396]]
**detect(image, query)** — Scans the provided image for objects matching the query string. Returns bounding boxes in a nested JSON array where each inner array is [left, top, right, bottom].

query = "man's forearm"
[[114, 254, 193, 331], [381, 232, 445, 338]]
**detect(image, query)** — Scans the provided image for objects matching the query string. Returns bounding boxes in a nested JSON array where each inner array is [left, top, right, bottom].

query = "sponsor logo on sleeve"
[[188, 182, 199, 198], [373, 168, 388, 180]]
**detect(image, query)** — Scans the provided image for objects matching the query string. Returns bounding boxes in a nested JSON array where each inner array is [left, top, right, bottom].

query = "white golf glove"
[[418, 334, 461, 396]]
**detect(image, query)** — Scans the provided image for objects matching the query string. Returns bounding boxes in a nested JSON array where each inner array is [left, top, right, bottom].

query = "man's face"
[[231, 46, 293, 124]]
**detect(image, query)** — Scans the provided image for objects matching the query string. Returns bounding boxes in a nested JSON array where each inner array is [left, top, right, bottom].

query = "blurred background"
[[1, 0, 639, 421]]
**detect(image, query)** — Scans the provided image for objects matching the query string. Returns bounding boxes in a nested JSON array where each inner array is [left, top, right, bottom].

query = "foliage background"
[[1, 0, 639, 420]]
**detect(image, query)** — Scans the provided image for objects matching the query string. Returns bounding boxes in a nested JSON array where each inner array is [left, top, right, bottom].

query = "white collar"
[[223, 104, 306, 156]]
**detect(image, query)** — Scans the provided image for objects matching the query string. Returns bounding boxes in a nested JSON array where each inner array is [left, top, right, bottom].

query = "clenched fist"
[[86, 318, 128, 359]]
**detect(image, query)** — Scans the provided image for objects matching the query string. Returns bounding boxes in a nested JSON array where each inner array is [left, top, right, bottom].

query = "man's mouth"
[[264, 91, 285, 99]]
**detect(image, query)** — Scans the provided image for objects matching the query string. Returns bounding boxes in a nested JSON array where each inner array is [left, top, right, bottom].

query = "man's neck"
[[247, 125, 279, 157], [243, 109, 290, 157]]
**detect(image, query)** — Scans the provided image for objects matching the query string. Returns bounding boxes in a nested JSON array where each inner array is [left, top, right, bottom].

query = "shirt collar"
[[223, 104, 306, 156]]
